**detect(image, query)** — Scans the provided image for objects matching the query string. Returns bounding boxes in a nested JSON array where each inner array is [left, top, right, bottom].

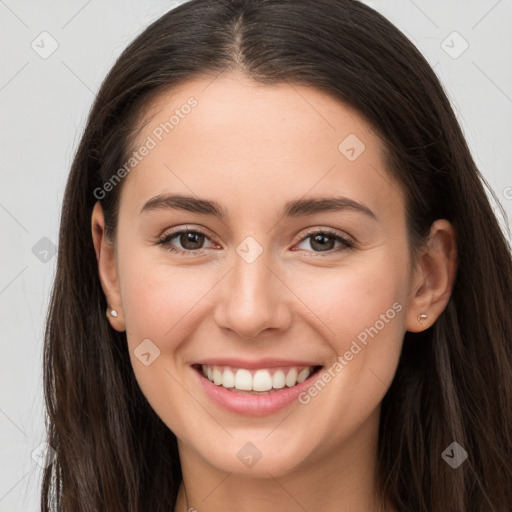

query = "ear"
[[91, 202, 126, 332], [405, 219, 458, 332]]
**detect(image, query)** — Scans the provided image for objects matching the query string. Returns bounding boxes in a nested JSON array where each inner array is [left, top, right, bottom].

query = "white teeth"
[[285, 368, 298, 387], [272, 370, 286, 389], [297, 368, 311, 384], [234, 369, 252, 390], [212, 367, 223, 385], [200, 364, 316, 392], [222, 369, 235, 388], [252, 369, 273, 392]]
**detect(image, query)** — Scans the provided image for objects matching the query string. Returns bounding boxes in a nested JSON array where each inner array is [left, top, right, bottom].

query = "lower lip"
[[192, 365, 323, 416]]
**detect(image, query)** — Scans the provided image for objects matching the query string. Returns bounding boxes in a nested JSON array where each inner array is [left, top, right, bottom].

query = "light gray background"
[[1, 1, 511, 510]]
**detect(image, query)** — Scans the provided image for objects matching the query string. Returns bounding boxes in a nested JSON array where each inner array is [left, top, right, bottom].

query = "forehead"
[[121, 73, 404, 221], [133, 72, 378, 153]]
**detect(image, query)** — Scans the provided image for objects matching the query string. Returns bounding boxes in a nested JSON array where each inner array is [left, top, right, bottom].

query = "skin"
[[91, 72, 457, 512]]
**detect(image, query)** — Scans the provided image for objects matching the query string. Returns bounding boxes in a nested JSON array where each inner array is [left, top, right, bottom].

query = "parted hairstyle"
[[42, 0, 512, 510]]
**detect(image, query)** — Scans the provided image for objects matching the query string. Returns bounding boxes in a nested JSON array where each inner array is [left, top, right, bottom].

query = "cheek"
[[298, 252, 408, 391], [287, 256, 407, 441], [119, 257, 213, 346], [302, 258, 406, 341], [116, 249, 213, 430]]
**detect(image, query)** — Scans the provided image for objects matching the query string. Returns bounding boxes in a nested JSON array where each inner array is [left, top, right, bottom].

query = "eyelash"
[[157, 226, 355, 257]]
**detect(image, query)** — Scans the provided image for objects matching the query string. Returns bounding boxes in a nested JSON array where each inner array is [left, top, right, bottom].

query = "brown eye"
[[294, 229, 354, 255], [158, 228, 215, 255], [177, 231, 206, 250]]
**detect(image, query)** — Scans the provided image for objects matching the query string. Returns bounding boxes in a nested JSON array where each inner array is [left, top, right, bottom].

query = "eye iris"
[[310, 233, 334, 252], [181, 232, 204, 250], [165, 230, 346, 253]]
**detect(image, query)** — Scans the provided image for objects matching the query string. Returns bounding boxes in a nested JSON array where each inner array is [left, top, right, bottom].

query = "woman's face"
[[96, 72, 420, 478]]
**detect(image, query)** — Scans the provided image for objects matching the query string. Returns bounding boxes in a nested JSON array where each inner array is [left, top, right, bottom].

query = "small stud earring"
[[108, 309, 118, 318], [418, 313, 428, 324]]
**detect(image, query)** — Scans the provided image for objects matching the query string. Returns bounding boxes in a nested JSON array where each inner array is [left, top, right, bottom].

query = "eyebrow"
[[140, 194, 377, 220]]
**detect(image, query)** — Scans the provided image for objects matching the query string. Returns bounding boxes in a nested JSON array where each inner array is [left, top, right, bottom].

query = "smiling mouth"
[[192, 364, 323, 395]]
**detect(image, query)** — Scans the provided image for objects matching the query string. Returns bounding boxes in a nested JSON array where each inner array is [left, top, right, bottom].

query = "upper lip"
[[193, 358, 323, 369]]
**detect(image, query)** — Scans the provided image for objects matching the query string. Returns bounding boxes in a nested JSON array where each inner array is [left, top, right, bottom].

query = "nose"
[[214, 249, 292, 339]]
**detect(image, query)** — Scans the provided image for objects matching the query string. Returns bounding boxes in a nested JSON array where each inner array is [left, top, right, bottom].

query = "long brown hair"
[[42, 0, 512, 510]]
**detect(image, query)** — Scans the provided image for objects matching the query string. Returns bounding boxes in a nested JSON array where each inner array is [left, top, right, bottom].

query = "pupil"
[[311, 234, 333, 251], [182, 232, 203, 249]]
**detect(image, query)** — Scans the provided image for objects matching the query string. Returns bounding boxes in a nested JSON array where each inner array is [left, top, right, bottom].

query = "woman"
[[42, 0, 512, 510]]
